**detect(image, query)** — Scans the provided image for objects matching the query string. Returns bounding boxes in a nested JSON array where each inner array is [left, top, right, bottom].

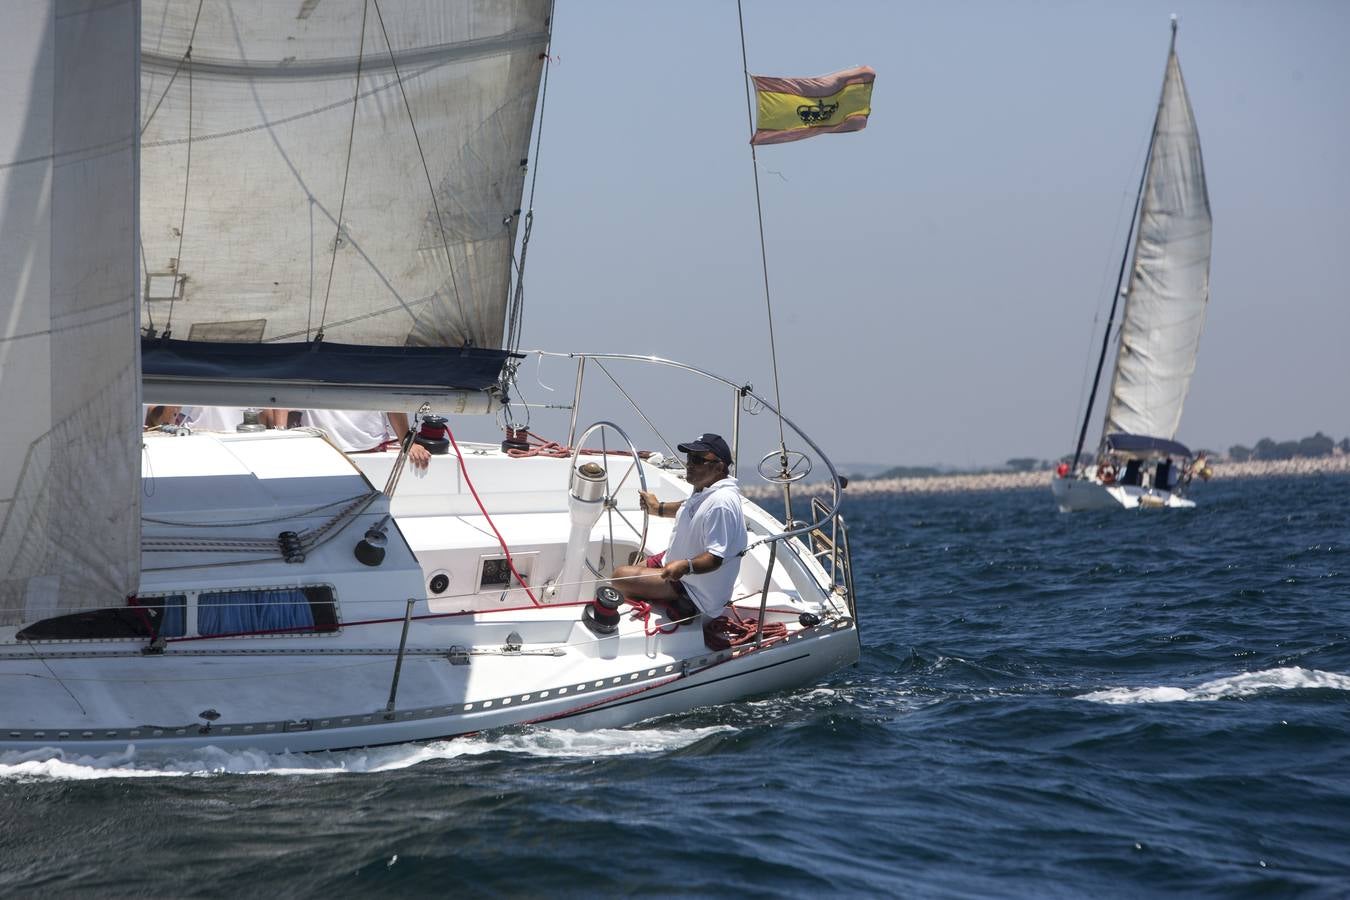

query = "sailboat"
[[1053, 19, 1213, 513], [0, 1, 859, 755]]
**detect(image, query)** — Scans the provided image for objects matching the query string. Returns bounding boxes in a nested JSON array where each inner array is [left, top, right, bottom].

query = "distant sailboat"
[[1053, 19, 1213, 512]]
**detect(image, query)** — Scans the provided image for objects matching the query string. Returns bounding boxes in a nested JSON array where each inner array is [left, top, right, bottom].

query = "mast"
[[1069, 19, 1177, 470]]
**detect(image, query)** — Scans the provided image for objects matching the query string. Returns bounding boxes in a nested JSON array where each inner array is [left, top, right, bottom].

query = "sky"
[[471, 0, 1350, 469]]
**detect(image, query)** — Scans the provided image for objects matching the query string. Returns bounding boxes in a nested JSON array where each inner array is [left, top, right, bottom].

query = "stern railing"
[[526, 351, 857, 635]]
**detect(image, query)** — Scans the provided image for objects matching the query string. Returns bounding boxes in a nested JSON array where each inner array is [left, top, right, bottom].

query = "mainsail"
[[139, 0, 550, 407], [0, 0, 142, 625], [1102, 32, 1212, 443]]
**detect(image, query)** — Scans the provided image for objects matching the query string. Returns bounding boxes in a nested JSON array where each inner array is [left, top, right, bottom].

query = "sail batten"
[[1102, 45, 1212, 444]]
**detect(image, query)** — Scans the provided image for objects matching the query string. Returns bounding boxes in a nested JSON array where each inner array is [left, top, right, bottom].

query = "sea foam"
[[0, 725, 735, 781], [1077, 666, 1350, 704]]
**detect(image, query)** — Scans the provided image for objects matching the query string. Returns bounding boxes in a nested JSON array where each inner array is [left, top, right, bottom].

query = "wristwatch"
[[685, 558, 696, 576]]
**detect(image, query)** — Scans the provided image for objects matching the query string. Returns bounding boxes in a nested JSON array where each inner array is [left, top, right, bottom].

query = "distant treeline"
[[1227, 432, 1347, 462], [847, 433, 1347, 481]]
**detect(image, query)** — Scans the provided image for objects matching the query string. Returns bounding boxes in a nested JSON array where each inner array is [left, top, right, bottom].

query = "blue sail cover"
[[1104, 433, 1192, 459], [142, 338, 513, 392]]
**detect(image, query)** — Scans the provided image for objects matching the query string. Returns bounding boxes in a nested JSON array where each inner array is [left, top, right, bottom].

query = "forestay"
[[139, 0, 549, 400], [0, 0, 142, 625], [1103, 44, 1212, 443]]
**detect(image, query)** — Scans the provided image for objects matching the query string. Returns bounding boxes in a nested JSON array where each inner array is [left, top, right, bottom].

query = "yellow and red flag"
[[750, 65, 875, 145]]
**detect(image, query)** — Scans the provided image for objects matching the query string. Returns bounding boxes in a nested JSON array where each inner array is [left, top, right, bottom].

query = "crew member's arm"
[[388, 412, 430, 470], [661, 550, 722, 582], [638, 490, 682, 518]]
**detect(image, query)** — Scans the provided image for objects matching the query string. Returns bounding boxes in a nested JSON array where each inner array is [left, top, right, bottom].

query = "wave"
[[1077, 666, 1350, 704], [0, 724, 734, 781]]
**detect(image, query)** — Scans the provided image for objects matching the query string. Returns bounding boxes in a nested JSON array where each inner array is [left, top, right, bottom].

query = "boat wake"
[[1077, 666, 1350, 704], [0, 725, 735, 781]]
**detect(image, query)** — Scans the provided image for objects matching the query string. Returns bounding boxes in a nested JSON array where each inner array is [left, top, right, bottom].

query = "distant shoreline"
[[743, 455, 1350, 498]]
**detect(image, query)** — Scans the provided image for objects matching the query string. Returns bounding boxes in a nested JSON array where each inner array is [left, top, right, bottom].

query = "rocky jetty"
[[742, 454, 1350, 499]]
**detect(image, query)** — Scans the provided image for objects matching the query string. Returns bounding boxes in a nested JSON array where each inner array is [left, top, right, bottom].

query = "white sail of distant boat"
[[0, 0, 860, 755], [1053, 19, 1213, 512]]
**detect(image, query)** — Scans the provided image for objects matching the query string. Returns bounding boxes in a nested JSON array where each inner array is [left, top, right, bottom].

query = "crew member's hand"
[[660, 560, 689, 582], [638, 490, 659, 514], [409, 443, 431, 471]]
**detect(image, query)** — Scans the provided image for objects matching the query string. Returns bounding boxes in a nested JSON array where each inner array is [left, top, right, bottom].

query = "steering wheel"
[[757, 448, 812, 484], [572, 421, 650, 578]]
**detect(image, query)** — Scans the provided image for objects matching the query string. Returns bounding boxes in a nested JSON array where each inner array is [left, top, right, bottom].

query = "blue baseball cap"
[[677, 433, 732, 466]]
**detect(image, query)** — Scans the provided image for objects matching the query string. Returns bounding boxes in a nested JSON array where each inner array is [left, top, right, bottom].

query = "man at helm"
[[612, 433, 747, 620]]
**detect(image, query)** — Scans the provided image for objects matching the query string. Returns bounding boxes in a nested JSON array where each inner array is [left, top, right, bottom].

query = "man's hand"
[[660, 559, 693, 581], [638, 490, 660, 515], [409, 442, 431, 471]]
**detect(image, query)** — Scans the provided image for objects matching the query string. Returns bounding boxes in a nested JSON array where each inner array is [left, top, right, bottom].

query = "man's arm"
[[661, 550, 722, 581], [638, 490, 682, 518], [387, 412, 430, 470]]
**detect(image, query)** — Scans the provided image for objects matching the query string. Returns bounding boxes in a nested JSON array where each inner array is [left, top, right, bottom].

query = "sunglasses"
[[686, 455, 718, 467]]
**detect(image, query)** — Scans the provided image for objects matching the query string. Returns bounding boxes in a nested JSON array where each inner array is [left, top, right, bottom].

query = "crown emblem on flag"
[[795, 99, 838, 125]]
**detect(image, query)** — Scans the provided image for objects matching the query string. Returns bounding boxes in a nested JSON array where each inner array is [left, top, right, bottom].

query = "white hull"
[[1051, 476, 1195, 512], [0, 608, 857, 755], [1, 424, 859, 755]]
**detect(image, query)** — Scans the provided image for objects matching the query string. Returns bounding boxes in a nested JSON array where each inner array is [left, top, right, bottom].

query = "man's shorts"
[[644, 551, 698, 620]]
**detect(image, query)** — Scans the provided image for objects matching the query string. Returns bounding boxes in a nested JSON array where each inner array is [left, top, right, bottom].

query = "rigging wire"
[[148, 0, 206, 338], [1067, 132, 1151, 456], [139, 237, 155, 336], [164, 49, 191, 336], [505, 0, 556, 355], [370, 0, 471, 345], [162, 1, 207, 337], [138, 0, 206, 139], [25, 642, 86, 715], [735, 1, 789, 460], [1070, 121, 1151, 469], [315, 0, 369, 341]]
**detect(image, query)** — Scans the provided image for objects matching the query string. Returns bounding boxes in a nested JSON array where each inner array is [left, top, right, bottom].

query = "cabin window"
[[15, 595, 185, 641], [148, 595, 186, 638], [197, 586, 337, 637]]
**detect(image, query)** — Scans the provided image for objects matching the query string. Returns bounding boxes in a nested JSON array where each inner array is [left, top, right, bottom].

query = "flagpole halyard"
[[736, 0, 793, 510]]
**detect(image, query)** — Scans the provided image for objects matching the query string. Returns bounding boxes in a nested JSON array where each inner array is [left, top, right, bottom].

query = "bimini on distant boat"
[[1054, 18, 1214, 513], [0, 2, 858, 755]]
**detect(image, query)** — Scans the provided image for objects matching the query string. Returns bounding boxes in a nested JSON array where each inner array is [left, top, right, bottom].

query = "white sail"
[[0, 0, 142, 626], [1103, 41, 1212, 442], [139, 1, 549, 363]]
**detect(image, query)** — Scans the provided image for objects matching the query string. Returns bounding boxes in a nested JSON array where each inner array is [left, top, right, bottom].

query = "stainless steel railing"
[[525, 350, 856, 634], [535, 350, 844, 549]]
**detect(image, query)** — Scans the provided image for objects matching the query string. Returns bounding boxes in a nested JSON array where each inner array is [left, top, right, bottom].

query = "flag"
[[750, 65, 875, 145]]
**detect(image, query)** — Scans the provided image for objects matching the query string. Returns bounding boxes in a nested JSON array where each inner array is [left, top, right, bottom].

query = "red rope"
[[703, 605, 788, 650], [445, 423, 541, 605], [505, 429, 655, 461], [623, 598, 682, 636], [505, 429, 571, 458]]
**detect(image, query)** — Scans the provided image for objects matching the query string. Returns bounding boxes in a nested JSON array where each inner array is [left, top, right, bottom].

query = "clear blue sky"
[[490, 0, 1348, 468]]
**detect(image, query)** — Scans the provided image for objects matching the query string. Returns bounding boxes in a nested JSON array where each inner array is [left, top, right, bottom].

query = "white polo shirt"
[[302, 410, 394, 453], [180, 406, 248, 432], [666, 477, 747, 617]]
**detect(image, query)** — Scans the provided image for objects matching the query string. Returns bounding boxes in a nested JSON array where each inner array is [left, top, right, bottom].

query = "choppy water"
[[3, 474, 1348, 897]]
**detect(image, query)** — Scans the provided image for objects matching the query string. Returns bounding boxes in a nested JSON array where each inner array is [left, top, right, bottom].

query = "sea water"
[[2, 474, 1347, 896]]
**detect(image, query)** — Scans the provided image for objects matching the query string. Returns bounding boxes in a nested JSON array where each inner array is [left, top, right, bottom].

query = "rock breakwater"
[[742, 454, 1350, 499]]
